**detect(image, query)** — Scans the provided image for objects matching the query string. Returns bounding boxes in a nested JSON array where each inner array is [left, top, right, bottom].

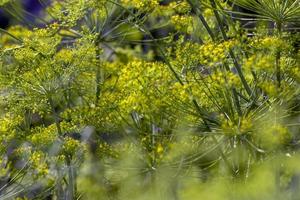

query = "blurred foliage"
[[0, 0, 299, 199]]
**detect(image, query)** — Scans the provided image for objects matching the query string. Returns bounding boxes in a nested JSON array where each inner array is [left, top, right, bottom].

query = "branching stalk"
[[275, 22, 282, 88], [209, 0, 254, 98], [95, 41, 103, 106]]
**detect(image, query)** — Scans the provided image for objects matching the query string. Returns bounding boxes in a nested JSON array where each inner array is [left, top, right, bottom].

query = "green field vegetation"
[[0, 0, 299, 199]]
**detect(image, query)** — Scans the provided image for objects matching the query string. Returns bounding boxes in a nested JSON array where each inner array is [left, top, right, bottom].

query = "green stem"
[[186, 0, 216, 41], [66, 158, 75, 200], [209, 0, 253, 98], [275, 51, 281, 88], [211, 135, 235, 174], [275, 22, 282, 88], [48, 97, 62, 135], [187, 0, 244, 114], [95, 41, 102, 106], [187, 0, 253, 99], [232, 89, 242, 116], [0, 28, 22, 42], [107, 0, 236, 174]]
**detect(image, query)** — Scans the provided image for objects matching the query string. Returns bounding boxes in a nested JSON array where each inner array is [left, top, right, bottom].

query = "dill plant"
[[0, 0, 299, 199]]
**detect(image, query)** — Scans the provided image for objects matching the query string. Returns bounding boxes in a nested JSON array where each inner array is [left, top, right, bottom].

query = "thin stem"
[[66, 158, 75, 200], [48, 96, 62, 135], [209, 0, 254, 98], [95, 41, 102, 106], [186, 0, 216, 41], [275, 22, 282, 88], [106, 0, 234, 173], [187, 1, 244, 114], [0, 28, 22, 42]]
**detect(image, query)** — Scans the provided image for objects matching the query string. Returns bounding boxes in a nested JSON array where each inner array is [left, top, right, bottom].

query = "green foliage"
[[0, 0, 299, 199], [233, 0, 300, 24]]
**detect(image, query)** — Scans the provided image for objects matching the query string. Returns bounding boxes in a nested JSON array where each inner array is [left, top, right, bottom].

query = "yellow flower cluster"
[[0, 26, 31, 47], [259, 81, 277, 96], [173, 40, 237, 70], [3, 26, 61, 69], [258, 125, 291, 149], [0, 114, 22, 145], [30, 124, 58, 147], [13, 48, 38, 66], [260, 37, 286, 49], [288, 66, 300, 81], [22, 28, 61, 56], [47, 0, 90, 27], [210, 71, 240, 88], [29, 151, 49, 177], [97, 142, 119, 159], [171, 82, 190, 102], [171, 15, 194, 34], [244, 55, 275, 71], [227, 72, 241, 87], [203, 8, 214, 18], [168, 1, 191, 13], [117, 60, 173, 116], [62, 137, 81, 157], [121, 0, 159, 10], [202, 41, 237, 64], [156, 143, 164, 154], [251, 36, 289, 53], [220, 115, 253, 136]]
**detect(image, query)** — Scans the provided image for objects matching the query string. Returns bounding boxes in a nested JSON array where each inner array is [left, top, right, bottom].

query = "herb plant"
[[0, 0, 299, 199]]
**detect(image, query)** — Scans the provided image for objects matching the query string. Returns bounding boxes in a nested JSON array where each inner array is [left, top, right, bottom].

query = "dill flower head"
[[260, 125, 291, 149], [171, 15, 194, 34], [121, 0, 159, 10], [220, 115, 253, 136]]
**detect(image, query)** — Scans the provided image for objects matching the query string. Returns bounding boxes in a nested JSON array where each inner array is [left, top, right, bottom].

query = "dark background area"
[[0, 0, 44, 28]]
